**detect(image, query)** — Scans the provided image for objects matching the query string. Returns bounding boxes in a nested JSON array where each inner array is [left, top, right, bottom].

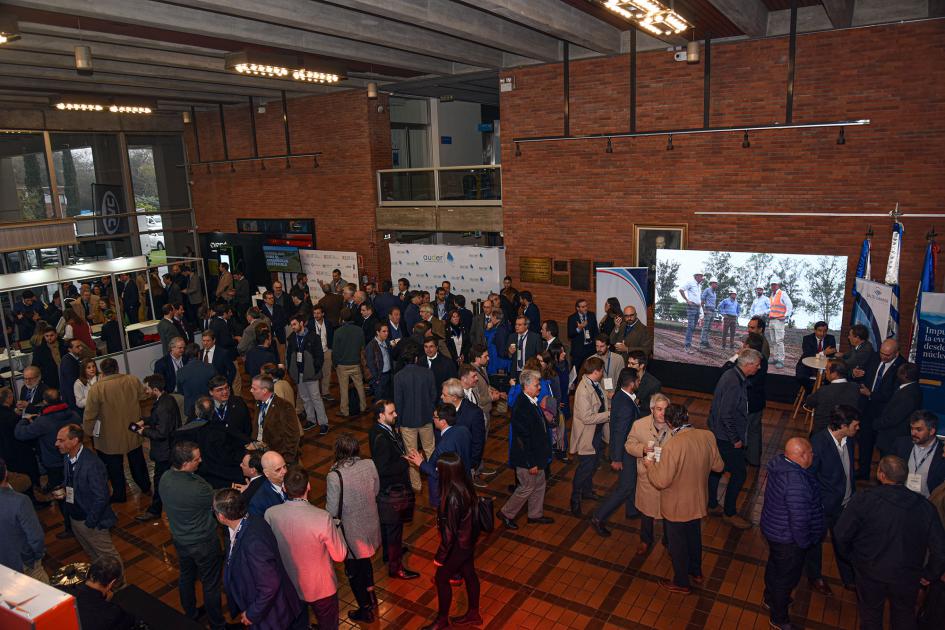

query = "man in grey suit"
[[803, 360, 863, 435], [873, 362, 923, 457], [158, 303, 181, 355], [504, 316, 540, 379], [0, 458, 46, 581]]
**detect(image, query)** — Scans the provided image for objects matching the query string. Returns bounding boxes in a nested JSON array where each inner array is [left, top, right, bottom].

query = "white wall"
[[436, 101, 483, 167]]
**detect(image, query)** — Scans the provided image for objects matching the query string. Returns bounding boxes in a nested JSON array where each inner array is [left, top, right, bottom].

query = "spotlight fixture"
[[742, 130, 750, 149], [225, 51, 345, 85], [837, 128, 846, 145], [599, 0, 691, 37], [74, 45, 93, 75], [686, 40, 699, 64], [667, 134, 674, 151], [367, 82, 378, 99], [605, 138, 613, 153], [0, 13, 20, 44], [181, 111, 191, 124], [514, 142, 521, 157]]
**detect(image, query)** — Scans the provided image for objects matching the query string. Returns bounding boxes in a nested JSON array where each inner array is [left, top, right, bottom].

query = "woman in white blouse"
[[74, 359, 99, 409]]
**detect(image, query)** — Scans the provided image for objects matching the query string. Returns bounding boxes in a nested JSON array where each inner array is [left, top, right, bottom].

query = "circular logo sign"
[[101, 191, 121, 235]]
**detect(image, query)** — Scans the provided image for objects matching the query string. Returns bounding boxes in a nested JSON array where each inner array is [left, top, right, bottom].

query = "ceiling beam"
[[821, 0, 855, 28], [322, 0, 561, 62], [180, 0, 509, 68], [0, 75, 252, 104], [932, 0, 945, 18], [2, 0, 475, 75], [705, 0, 769, 37], [470, 0, 622, 54], [19, 21, 229, 57]]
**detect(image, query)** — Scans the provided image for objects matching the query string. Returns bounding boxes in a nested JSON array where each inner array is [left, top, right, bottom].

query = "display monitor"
[[653, 249, 848, 375], [262, 245, 302, 273]]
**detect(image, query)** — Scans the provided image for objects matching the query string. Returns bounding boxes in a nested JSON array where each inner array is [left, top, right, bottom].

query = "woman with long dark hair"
[[600, 297, 622, 338], [446, 309, 469, 365], [422, 452, 481, 630]]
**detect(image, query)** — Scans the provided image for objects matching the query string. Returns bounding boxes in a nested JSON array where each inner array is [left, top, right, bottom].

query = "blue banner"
[[915, 291, 945, 421]]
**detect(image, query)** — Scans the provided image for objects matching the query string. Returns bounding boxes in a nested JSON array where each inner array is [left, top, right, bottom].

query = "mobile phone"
[[128, 422, 140, 433]]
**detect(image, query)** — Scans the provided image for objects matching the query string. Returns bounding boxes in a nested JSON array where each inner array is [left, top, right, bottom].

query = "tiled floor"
[[37, 385, 861, 629]]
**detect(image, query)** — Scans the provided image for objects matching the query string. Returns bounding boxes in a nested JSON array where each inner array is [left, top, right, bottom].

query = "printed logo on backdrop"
[[93, 184, 128, 237], [390, 243, 506, 302]]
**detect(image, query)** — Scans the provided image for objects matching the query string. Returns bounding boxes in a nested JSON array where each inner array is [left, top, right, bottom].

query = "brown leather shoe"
[[723, 514, 752, 530], [636, 542, 650, 556], [809, 578, 833, 596], [658, 578, 691, 595]]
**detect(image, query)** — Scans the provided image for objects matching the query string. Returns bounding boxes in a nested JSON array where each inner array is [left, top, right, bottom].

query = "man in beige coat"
[[645, 403, 724, 594], [625, 393, 672, 555], [569, 356, 610, 516], [214, 262, 233, 299], [83, 358, 151, 502], [72, 287, 104, 325]]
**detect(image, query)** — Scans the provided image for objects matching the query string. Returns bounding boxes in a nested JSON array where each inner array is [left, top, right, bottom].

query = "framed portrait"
[[634, 225, 687, 304]]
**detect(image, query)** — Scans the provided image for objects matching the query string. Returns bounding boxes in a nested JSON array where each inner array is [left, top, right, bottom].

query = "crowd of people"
[[1, 267, 944, 630]]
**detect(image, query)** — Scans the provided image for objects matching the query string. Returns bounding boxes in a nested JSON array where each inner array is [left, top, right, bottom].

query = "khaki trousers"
[[321, 349, 334, 396], [335, 364, 366, 415], [72, 519, 123, 571], [401, 424, 436, 492], [501, 468, 547, 520], [25, 560, 49, 584]]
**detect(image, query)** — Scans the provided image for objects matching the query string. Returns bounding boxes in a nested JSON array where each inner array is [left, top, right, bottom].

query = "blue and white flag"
[[850, 233, 872, 335], [884, 221, 903, 339], [909, 239, 939, 361]]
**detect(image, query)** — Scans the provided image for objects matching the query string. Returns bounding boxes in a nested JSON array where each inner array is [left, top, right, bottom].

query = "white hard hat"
[[769, 277, 781, 284]]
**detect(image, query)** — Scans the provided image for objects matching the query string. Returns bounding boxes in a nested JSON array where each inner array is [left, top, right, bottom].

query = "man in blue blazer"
[[176, 343, 217, 417], [441, 379, 485, 477], [55, 423, 122, 568], [247, 450, 287, 517], [154, 336, 188, 394], [213, 487, 301, 630], [567, 298, 600, 373], [200, 330, 237, 386], [592, 368, 641, 536], [892, 410, 945, 497], [806, 405, 859, 593], [520, 291, 541, 333], [406, 403, 471, 507], [0, 458, 45, 575]]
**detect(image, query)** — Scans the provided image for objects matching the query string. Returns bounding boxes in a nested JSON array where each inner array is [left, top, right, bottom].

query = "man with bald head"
[[760, 437, 824, 630], [611, 305, 652, 359], [855, 338, 903, 479], [247, 451, 287, 517]]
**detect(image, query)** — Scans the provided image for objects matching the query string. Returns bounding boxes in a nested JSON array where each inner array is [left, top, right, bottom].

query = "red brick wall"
[[185, 90, 391, 279], [501, 19, 945, 351]]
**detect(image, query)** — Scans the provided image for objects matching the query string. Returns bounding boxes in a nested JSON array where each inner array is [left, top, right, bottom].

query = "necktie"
[[518, 335, 525, 369], [874, 362, 887, 390], [817, 338, 822, 352], [203, 350, 210, 363], [592, 381, 605, 412]]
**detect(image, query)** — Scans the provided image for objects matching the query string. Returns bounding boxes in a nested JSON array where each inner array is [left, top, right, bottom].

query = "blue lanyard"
[[214, 402, 228, 423]]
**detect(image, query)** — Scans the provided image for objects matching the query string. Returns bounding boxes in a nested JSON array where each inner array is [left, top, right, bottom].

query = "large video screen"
[[653, 250, 848, 375], [262, 245, 302, 273]]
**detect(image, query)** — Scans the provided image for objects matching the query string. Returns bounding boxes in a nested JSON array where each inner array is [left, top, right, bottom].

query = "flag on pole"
[[909, 239, 939, 361], [850, 232, 872, 327], [884, 221, 903, 339]]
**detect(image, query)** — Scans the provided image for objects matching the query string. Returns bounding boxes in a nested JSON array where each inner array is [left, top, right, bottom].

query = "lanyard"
[[911, 445, 935, 473], [214, 402, 228, 424], [672, 424, 693, 436]]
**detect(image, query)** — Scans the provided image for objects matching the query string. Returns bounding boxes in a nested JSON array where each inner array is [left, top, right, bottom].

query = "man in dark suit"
[[442, 379, 485, 478], [239, 451, 266, 504], [592, 368, 642, 536], [841, 324, 874, 381], [247, 450, 288, 517], [259, 290, 287, 347], [200, 330, 237, 385], [454, 295, 474, 333], [393, 347, 437, 494], [176, 344, 217, 418], [18, 365, 48, 416], [366, 322, 393, 401], [245, 330, 280, 380], [892, 410, 945, 497], [568, 298, 599, 372], [504, 316, 540, 380], [360, 302, 380, 347], [795, 321, 837, 386], [520, 291, 541, 333], [803, 360, 863, 435], [120, 273, 140, 324], [627, 351, 661, 413], [209, 304, 236, 358], [874, 363, 923, 456], [423, 337, 458, 393], [406, 403, 471, 507], [58, 339, 84, 410], [154, 336, 188, 394], [213, 487, 301, 629], [372, 280, 401, 320], [31, 328, 68, 389], [856, 338, 904, 478], [806, 404, 859, 594]]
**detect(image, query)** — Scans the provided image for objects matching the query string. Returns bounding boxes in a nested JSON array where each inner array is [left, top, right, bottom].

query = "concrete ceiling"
[[0, 0, 935, 113]]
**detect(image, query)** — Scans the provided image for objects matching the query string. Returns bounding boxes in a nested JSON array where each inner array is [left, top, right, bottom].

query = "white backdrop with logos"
[[596, 267, 649, 325], [853, 277, 893, 350], [389, 243, 506, 301], [299, 249, 360, 299]]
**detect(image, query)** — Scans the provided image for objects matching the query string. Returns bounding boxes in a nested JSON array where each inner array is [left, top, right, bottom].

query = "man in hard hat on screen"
[[766, 278, 793, 369]]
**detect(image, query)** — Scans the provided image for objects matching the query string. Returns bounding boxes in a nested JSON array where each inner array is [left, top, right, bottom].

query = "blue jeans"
[[684, 305, 700, 347]]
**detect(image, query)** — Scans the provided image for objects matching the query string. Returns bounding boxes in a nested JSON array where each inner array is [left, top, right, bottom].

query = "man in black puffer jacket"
[[760, 437, 825, 630], [835, 455, 945, 630]]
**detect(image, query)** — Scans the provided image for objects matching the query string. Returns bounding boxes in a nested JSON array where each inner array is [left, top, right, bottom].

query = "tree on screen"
[[770, 257, 809, 328], [655, 258, 681, 321], [702, 251, 737, 296], [806, 256, 845, 328], [735, 253, 774, 315]]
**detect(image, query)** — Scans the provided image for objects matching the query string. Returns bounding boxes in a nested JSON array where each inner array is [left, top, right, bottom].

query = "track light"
[[667, 134, 674, 151], [514, 142, 521, 157], [605, 138, 613, 153], [742, 130, 750, 149], [837, 128, 845, 145], [74, 45, 93, 76]]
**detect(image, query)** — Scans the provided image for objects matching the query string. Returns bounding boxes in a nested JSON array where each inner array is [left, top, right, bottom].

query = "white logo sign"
[[101, 190, 121, 235]]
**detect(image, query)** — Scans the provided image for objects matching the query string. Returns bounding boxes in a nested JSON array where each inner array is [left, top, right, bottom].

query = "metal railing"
[[377, 164, 501, 206]]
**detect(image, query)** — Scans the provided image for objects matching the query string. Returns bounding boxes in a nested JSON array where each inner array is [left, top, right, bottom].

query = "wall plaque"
[[519, 256, 553, 283]]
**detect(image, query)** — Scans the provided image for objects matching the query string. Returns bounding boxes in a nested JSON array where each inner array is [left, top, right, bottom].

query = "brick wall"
[[185, 90, 391, 279], [501, 19, 945, 351]]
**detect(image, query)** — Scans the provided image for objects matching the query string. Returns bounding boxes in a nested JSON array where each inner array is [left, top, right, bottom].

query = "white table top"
[[801, 355, 830, 370]]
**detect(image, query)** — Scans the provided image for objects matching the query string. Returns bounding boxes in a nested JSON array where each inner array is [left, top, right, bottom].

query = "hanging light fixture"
[[514, 142, 521, 157], [742, 130, 750, 148], [367, 82, 378, 99], [51, 95, 154, 114], [837, 128, 846, 145], [667, 134, 674, 151], [74, 45, 93, 76], [225, 51, 346, 85], [599, 0, 691, 37], [0, 13, 20, 44], [686, 40, 700, 64], [605, 138, 613, 153]]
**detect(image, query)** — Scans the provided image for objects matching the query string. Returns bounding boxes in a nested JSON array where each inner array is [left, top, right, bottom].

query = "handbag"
[[332, 469, 357, 558], [376, 483, 415, 525], [476, 495, 495, 533]]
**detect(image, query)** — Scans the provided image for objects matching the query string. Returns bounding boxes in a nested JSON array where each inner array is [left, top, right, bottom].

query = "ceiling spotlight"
[[837, 128, 846, 145], [599, 1, 691, 37], [74, 45, 93, 75], [367, 82, 378, 99], [667, 134, 674, 151], [742, 130, 750, 149], [514, 142, 521, 157], [181, 111, 191, 124], [0, 14, 20, 44], [605, 138, 613, 153]]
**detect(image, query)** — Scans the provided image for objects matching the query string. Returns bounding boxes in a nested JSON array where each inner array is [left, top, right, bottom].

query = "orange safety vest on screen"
[[769, 290, 786, 319]]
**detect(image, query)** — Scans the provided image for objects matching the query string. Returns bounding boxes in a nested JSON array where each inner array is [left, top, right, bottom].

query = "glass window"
[[0, 132, 54, 223], [127, 135, 192, 258]]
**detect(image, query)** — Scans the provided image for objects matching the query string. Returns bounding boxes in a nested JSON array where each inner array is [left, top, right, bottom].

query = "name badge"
[[65, 486, 75, 504], [583, 329, 590, 341], [93, 419, 101, 438], [906, 473, 923, 494], [603, 377, 614, 391], [296, 351, 304, 364]]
